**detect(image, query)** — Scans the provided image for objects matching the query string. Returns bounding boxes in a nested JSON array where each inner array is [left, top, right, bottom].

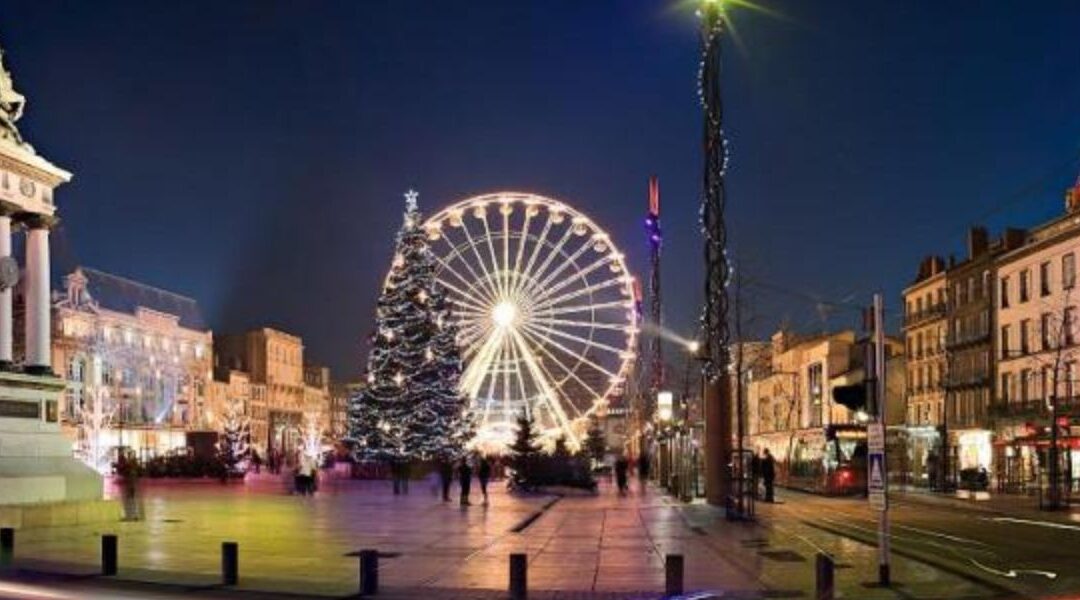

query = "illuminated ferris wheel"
[[422, 192, 638, 447]]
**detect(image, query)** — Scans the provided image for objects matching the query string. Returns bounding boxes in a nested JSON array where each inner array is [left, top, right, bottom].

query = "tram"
[[784, 424, 867, 495]]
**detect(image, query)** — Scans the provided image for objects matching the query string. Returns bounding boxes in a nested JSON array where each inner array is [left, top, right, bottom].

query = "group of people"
[[439, 455, 493, 506], [293, 452, 320, 495]]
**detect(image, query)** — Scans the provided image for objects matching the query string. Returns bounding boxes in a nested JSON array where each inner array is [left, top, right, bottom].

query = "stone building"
[[995, 175, 1080, 492], [50, 267, 213, 459], [207, 368, 268, 457], [745, 329, 904, 476], [902, 256, 949, 486], [215, 328, 328, 456]]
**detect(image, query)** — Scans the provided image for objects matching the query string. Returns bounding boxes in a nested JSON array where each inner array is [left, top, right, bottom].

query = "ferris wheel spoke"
[[509, 329, 577, 440], [432, 254, 495, 307], [461, 327, 502, 399], [514, 214, 555, 298], [460, 217, 504, 303], [505, 326, 532, 415], [540, 300, 634, 316], [515, 329, 598, 427], [518, 225, 575, 300], [533, 316, 629, 332], [508, 208, 534, 302], [437, 235, 499, 305], [529, 252, 617, 306], [522, 239, 594, 304], [437, 282, 494, 316], [531, 276, 629, 313], [478, 213, 506, 298], [501, 207, 512, 299], [458, 321, 493, 354], [520, 322, 622, 378]]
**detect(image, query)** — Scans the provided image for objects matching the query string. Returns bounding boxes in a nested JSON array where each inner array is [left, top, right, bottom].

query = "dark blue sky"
[[0, 1, 1077, 377]]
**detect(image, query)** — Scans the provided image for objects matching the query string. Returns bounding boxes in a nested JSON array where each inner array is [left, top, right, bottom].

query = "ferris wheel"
[[422, 192, 638, 448]]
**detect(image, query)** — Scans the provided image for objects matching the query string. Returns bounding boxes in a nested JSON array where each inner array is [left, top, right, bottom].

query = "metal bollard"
[[509, 553, 527, 600], [0, 527, 13, 566], [359, 549, 378, 595], [665, 554, 684, 596], [221, 542, 239, 585], [101, 534, 118, 576], [815, 553, 834, 600]]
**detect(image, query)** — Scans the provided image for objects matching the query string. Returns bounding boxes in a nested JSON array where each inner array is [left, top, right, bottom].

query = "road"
[[759, 489, 1080, 599]]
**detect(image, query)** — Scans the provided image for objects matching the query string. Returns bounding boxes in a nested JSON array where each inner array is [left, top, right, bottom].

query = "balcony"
[[904, 304, 948, 327], [990, 397, 1080, 421]]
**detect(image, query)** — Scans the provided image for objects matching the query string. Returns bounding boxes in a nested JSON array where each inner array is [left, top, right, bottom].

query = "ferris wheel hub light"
[[492, 301, 518, 328]]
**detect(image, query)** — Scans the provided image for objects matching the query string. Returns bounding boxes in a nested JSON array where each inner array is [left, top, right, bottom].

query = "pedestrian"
[[305, 453, 319, 495], [478, 454, 492, 505], [615, 454, 629, 495], [439, 459, 454, 502], [762, 448, 776, 503], [459, 457, 473, 506], [250, 449, 262, 474], [750, 452, 761, 499], [117, 452, 142, 521], [637, 449, 650, 493]]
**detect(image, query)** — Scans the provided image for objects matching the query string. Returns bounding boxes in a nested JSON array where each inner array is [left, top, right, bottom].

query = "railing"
[[990, 397, 1080, 420], [904, 304, 948, 327]]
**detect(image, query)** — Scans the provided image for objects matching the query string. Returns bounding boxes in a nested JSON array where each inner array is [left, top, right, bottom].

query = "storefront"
[[902, 426, 941, 489], [995, 422, 1080, 495]]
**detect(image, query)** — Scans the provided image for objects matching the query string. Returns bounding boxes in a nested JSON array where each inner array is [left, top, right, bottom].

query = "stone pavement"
[[0, 474, 754, 598]]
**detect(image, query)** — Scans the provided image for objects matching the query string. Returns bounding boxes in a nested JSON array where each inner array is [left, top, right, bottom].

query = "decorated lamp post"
[[698, 0, 734, 506]]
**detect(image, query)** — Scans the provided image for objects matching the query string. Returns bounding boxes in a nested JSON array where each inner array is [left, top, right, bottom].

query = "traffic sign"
[[868, 422, 886, 511]]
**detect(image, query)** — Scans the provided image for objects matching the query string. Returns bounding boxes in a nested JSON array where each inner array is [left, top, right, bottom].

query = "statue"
[[0, 46, 30, 150]]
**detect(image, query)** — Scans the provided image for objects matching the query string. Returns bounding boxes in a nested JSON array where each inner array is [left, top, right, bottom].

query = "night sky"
[[0, 1, 1076, 378]]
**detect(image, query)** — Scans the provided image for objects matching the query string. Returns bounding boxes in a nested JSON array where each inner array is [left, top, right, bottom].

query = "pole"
[[700, 0, 733, 509], [874, 293, 890, 586]]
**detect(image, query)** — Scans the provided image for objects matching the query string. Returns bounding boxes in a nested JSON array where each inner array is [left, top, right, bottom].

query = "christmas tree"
[[347, 190, 474, 464], [584, 417, 607, 464], [508, 410, 543, 490], [217, 398, 250, 478]]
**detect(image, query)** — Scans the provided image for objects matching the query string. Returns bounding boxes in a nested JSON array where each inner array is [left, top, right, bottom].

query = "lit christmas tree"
[[508, 410, 542, 490], [217, 398, 250, 477], [347, 190, 474, 465]]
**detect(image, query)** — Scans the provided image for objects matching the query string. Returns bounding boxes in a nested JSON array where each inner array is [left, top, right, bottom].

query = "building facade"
[[902, 256, 948, 487], [995, 178, 1080, 492], [51, 267, 213, 460], [215, 328, 328, 456]]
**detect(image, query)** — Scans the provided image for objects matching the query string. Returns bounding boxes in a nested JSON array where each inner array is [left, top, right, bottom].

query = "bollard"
[[815, 552, 834, 600], [101, 534, 118, 576], [665, 554, 684, 596], [509, 553, 527, 600], [221, 541, 239, 586], [0, 527, 12, 566], [359, 549, 378, 596]]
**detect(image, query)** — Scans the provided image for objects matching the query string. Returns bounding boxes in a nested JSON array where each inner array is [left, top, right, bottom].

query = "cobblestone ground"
[[0, 474, 1003, 599]]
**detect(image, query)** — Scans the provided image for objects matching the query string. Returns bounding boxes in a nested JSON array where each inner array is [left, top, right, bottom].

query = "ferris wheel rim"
[[418, 191, 639, 443]]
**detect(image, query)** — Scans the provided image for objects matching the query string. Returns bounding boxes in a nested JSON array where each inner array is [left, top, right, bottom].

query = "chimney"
[[771, 330, 789, 355], [967, 226, 989, 258], [1002, 228, 1026, 251]]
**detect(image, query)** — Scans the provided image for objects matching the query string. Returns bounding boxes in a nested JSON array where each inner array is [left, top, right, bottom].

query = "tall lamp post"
[[699, 0, 733, 506]]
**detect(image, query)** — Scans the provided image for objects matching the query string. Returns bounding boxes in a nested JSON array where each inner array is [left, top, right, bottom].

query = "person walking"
[[615, 454, 629, 495], [478, 455, 492, 505], [459, 457, 473, 506], [637, 449, 651, 494], [439, 459, 454, 502], [761, 448, 776, 503]]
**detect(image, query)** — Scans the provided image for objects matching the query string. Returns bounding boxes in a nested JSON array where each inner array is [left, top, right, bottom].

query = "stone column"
[[23, 214, 55, 375], [0, 206, 13, 368]]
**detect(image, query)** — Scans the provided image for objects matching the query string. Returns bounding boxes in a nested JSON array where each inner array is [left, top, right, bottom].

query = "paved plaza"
[[0, 474, 1006, 599]]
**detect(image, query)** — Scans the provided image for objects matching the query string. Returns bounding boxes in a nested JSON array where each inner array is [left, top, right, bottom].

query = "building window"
[[968, 277, 976, 303], [1001, 373, 1011, 402], [1067, 362, 1077, 400], [1042, 313, 1053, 350], [1020, 369, 1031, 402], [982, 270, 991, 299], [1020, 269, 1030, 302], [1040, 261, 1052, 297], [1001, 325, 1010, 359], [808, 363, 823, 427], [1020, 319, 1031, 354], [1001, 276, 1010, 308], [1065, 254, 1076, 290]]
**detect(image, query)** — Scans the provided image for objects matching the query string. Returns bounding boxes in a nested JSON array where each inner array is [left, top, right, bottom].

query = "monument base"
[[0, 370, 110, 527]]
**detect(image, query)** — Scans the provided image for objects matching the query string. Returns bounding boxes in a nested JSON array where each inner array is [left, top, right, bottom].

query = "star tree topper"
[[404, 189, 419, 212]]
